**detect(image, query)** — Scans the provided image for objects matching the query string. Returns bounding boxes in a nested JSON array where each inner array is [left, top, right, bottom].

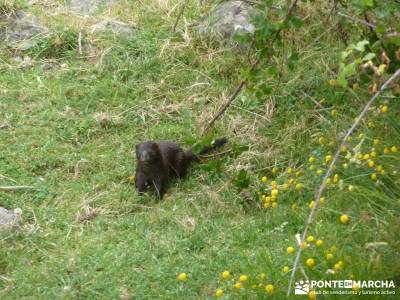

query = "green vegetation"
[[0, 0, 399, 299]]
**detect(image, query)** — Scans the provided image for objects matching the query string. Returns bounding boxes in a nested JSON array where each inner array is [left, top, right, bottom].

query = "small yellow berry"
[[287, 246, 295, 254], [325, 155, 333, 163], [383, 147, 390, 155], [309, 165, 315, 170], [308, 290, 317, 300], [261, 176, 268, 183], [296, 171, 302, 177], [367, 121, 374, 128], [326, 253, 334, 260], [370, 173, 377, 181], [283, 266, 289, 273], [259, 273, 266, 280], [340, 214, 349, 224], [334, 263, 342, 272], [263, 202, 270, 209], [333, 174, 339, 183], [291, 203, 297, 210], [271, 202, 277, 208], [376, 165, 383, 172], [358, 133, 364, 139], [215, 289, 224, 298], [271, 189, 279, 197], [177, 273, 187, 281], [306, 258, 315, 268], [340, 145, 347, 153], [318, 136, 326, 145], [307, 236, 315, 243], [316, 240, 323, 247], [308, 156, 316, 163], [320, 197, 325, 204], [309, 201, 315, 209], [331, 109, 338, 117], [239, 275, 248, 283], [391, 146, 398, 153], [357, 153, 363, 160], [282, 183, 289, 190], [287, 167, 292, 174], [370, 151, 377, 158], [348, 185, 355, 192], [373, 139, 380, 145], [342, 163, 348, 169], [381, 105, 388, 113], [272, 167, 278, 174], [368, 160, 375, 168], [222, 271, 231, 279], [363, 154, 370, 160], [234, 282, 242, 289], [270, 181, 277, 188], [128, 175, 136, 183], [295, 183, 303, 190], [317, 169, 323, 175], [325, 178, 331, 185], [337, 260, 344, 267], [265, 284, 274, 294]]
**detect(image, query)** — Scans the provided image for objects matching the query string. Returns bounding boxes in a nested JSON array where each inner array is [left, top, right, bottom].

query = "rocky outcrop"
[[0, 10, 48, 43], [90, 20, 135, 36], [70, 0, 118, 15], [197, 0, 255, 41]]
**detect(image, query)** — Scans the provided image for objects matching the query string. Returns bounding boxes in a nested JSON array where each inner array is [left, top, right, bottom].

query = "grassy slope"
[[1, 0, 399, 299]]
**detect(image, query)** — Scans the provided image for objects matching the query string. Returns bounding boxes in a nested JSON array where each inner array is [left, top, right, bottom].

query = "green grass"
[[1, 0, 399, 299]]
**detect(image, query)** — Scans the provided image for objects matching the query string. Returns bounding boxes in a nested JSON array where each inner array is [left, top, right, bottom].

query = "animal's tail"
[[185, 137, 228, 162]]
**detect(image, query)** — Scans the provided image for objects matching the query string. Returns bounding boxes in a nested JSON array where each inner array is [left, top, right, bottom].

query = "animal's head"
[[136, 142, 160, 163]]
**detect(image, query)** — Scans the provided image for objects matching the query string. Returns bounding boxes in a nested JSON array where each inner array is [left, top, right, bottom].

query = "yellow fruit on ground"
[[341, 145, 347, 153], [263, 202, 270, 209], [370, 173, 377, 181], [271, 181, 277, 188], [222, 271, 231, 279], [308, 156, 316, 163], [391, 146, 398, 153], [363, 154, 370, 160], [318, 136, 326, 145], [215, 289, 224, 298], [306, 258, 315, 268], [282, 183, 289, 190], [295, 183, 303, 190], [271, 189, 279, 197], [309, 291, 317, 300], [348, 185, 355, 192], [340, 214, 349, 224], [283, 266, 289, 273], [325, 155, 332, 163], [287, 167, 292, 174], [368, 160, 375, 168], [326, 253, 334, 260], [261, 176, 268, 183], [309, 201, 315, 209], [331, 109, 338, 117], [239, 275, 248, 283], [291, 203, 297, 210], [234, 282, 242, 289], [309, 165, 315, 170], [272, 167, 278, 174], [343, 163, 348, 169], [334, 263, 342, 272], [383, 147, 390, 154], [128, 175, 136, 182], [370, 151, 377, 158], [316, 240, 323, 247], [259, 273, 266, 280], [177, 273, 187, 281], [320, 197, 325, 204], [307, 236, 315, 243], [287, 246, 295, 254], [296, 171, 302, 177], [377, 165, 383, 172], [271, 202, 277, 208], [373, 139, 380, 145], [333, 174, 339, 183], [381, 105, 388, 113], [265, 284, 274, 294]]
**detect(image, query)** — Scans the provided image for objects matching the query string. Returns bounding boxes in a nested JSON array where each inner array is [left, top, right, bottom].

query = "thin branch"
[[203, 0, 299, 133], [78, 30, 82, 55], [338, 12, 376, 30], [172, 2, 188, 33], [0, 186, 35, 191], [287, 68, 400, 296]]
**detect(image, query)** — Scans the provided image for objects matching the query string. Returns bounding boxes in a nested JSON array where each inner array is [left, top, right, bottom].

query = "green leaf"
[[235, 169, 250, 190], [361, 0, 374, 8], [290, 16, 304, 28], [352, 40, 369, 52], [362, 53, 375, 61]]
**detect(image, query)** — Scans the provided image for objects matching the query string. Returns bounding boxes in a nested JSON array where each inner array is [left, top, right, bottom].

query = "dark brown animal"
[[135, 138, 227, 198]]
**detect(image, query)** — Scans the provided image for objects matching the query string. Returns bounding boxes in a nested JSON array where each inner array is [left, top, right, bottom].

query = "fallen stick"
[[0, 186, 35, 191]]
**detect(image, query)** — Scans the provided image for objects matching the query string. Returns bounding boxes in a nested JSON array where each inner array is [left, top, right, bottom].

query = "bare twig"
[[0, 186, 35, 191], [78, 30, 82, 55], [203, 0, 299, 133], [338, 12, 376, 30], [287, 68, 400, 296], [172, 2, 188, 33]]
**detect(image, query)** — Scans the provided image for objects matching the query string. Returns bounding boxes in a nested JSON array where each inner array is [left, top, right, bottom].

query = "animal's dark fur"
[[135, 138, 227, 199]]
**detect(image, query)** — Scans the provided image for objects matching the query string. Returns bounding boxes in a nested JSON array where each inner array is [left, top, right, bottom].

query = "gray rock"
[[90, 20, 135, 36], [0, 207, 22, 228], [197, 0, 255, 41], [0, 10, 48, 43], [70, 0, 117, 15]]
